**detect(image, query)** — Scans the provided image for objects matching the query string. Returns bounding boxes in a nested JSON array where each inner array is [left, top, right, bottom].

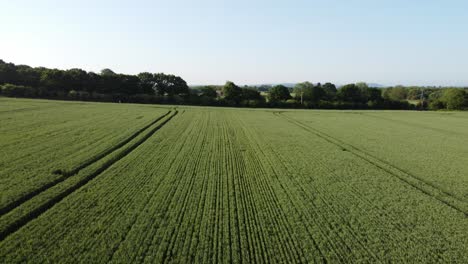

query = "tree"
[[40, 69, 66, 93], [383, 86, 408, 101], [115, 74, 140, 95], [98, 73, 120, 94], [303, 84, 325, 102], [64, 68, 88, 91], [241, 87, 263, 101], [427, 89, 444, 109], [170, 75, 189, 96], [367, 87, 383, 102], [407, 87, 422, 100], [322, 82, 337, 99], [1, 84, 36, 97], [152, 73, 189, 96], [356, 82, 368, 90], [199, 86, 217, 98], [137, 72, 156, 94], [100, 68, 116, 76], [269, 85, 291, 102], [337, 84, 364, 103], [223, 81, 242, 103], [257, 85, 271, 92], [442, 88, 466, 110], [85, 72, 101, 93], [293, 82, 312, 104], [356, 82, 370, 101], [0, 60, 17, 85]]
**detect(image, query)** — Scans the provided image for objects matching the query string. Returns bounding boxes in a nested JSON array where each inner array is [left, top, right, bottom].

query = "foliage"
[[1, 59, 467, 110], [383, 86, 408, 101], [222, 81, 242, 104], [1, 84, 36, 97], [293, 82, 326, 103], [198, 86, 218, 98], [268, 85, 291, 102], [337, 84, 364, 103], [442, 88, 466, 110], [0, 60, 188, 99], [322, 82, 337, 99]]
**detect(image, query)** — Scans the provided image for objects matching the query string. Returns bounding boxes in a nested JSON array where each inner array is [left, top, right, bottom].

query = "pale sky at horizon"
[[1, 0, 467, 86]]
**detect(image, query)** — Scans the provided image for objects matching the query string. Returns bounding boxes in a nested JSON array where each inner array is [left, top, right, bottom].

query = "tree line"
[[195, 82, 467, 110], [1, 59, 467, 110], [0, 60, 189, 104]]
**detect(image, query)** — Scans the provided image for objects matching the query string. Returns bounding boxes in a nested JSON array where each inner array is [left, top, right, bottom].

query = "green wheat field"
[[0, 98, 467, 263]]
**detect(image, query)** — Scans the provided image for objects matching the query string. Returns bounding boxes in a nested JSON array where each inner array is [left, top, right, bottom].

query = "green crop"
[[0, 98, 467, 263]]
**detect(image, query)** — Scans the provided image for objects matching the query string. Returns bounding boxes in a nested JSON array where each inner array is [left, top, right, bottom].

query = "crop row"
[[0, 101, 170, 210], [0, 110, 178, 241], [1, 106, 467, 263], [280, 110, 468, 200], [255, 110, 467, 262], [275, 112, 468, 215]]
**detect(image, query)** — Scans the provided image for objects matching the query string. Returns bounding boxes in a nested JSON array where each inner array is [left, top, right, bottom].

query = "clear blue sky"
[[1, 0, 467, 86]]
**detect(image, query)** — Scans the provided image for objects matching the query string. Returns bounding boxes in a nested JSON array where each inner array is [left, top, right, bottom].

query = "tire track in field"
[[261, 134, 382, 261], [117, 113, 202, 262], [266, 143, 383, 261], [259, 114, 443, 261], [0, 111, 178, 241], [110, 114, 200, 263], [0, 110, 172, 217], [104, 112, 193, 263], [270, 113, 441, 260], [60, 110, 172, 176], [275, 112, 468, 217]]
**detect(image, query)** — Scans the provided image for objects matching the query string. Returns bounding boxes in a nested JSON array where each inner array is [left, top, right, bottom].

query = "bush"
[[241, 99, 266, 108], [317, 100, 335, 109], [428, 99, 444, 110], [1, 84, 37, 97], [442, 89, 466, 110]]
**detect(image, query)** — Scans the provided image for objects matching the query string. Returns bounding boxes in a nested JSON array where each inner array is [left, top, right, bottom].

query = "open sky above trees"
[[1, 0, 467, 86]]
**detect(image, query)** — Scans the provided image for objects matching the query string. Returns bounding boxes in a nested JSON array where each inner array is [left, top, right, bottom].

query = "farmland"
[[0, 97, 467, 263]]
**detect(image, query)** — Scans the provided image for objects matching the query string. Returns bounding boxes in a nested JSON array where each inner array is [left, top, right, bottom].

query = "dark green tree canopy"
[[269, 85, 291, 102], [199, 86, 218, 98], [0, 60, 189, 97], [152, 73, 189, 96], [442, 88, 466, 110], [100, 68, 117, 76], [223, 81, 242, 103], [322, 82, 337, 97], [338, 84, 364, 102], [241, 87, 263, 101], [137, 72, 156, 94]]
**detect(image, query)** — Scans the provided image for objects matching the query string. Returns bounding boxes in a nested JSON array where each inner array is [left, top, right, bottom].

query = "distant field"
[[0, 98, 467, 263]]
